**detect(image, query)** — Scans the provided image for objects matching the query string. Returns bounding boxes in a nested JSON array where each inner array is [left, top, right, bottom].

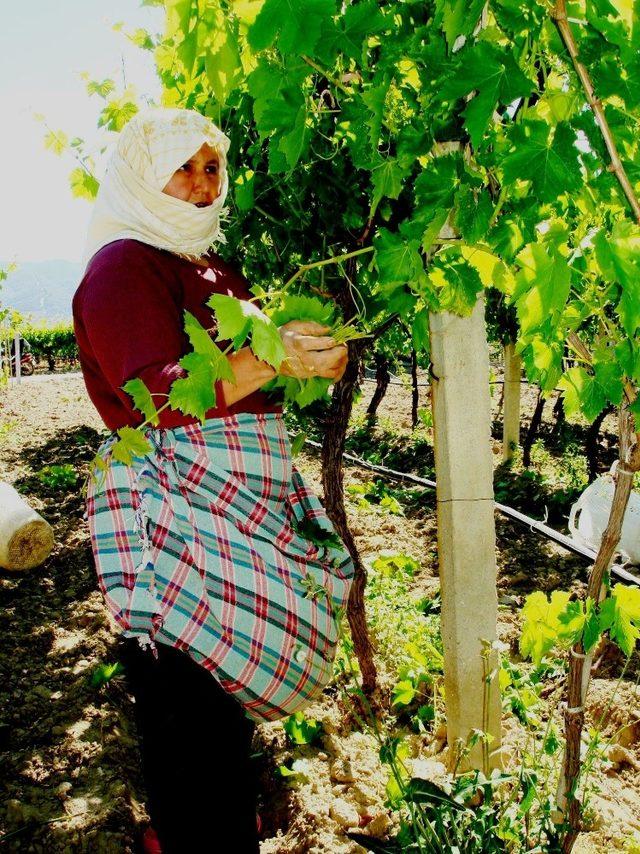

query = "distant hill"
[[0, 260, 83, 322]]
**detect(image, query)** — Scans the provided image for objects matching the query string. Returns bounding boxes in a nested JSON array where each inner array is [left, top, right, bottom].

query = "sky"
[[0, 1, 164, 264]]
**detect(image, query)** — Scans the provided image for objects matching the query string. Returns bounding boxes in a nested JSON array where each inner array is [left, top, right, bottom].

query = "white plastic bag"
[[568, 463, 640, 565]]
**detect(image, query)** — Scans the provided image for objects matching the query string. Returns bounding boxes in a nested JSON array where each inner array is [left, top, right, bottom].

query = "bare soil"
[[0, 373, 638, 852]]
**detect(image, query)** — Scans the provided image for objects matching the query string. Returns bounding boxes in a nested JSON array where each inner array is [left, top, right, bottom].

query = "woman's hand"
[[278, 321, 348, 382]]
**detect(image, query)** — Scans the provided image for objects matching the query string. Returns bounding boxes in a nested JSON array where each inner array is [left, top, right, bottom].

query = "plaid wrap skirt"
[[86, 413, 354, 721]]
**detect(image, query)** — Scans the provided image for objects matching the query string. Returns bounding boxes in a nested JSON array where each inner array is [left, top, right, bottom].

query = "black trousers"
[[119, 637, 260, 854]]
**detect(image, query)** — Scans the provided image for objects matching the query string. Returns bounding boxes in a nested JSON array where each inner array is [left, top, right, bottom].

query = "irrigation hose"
[[303, 439, 640, 588]]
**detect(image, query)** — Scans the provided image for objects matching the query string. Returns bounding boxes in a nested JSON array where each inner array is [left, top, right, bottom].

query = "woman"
[[72, 108, 354, 853]]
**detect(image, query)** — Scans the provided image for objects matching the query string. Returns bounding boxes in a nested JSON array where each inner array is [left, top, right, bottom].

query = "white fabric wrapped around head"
[[82, 107, 231, 267]]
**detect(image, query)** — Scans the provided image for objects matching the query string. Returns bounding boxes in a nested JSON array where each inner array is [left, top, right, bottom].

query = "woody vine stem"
[[551, 4, 640, 849]]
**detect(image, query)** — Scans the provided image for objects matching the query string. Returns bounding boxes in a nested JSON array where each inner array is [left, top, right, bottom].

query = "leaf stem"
[[253, 204, 281, 225], [488, 185, 508, 230], [284, 246, 374, 288], [300, 55, 352, 96]]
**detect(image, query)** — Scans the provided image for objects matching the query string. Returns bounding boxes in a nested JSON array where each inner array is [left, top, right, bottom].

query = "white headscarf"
[[82, 107, 231, 268]]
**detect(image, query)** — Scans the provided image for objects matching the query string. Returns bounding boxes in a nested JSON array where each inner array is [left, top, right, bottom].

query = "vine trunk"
[[321, 335, 378, 695]]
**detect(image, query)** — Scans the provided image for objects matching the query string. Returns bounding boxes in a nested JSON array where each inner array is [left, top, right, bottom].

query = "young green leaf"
[[111, 427, 153, 466], [169, 353, 218, 422], [520, 591, 571, 665], [183, 310, 236, 381], [208, 294, 287, 368], [598, 584, 640, 656], [283, 711, 323, 745], [270, 294, 334, 328], [392, 679, 417, 707], [122, 378, 160, 426]]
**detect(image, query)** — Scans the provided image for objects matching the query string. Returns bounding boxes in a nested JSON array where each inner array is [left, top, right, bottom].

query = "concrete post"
[[503, 342, 521, 463], [429, 298, 501, 772]]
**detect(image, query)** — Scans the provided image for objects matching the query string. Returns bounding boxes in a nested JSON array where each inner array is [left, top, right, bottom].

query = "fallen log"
[[0, 482, 54, 570]]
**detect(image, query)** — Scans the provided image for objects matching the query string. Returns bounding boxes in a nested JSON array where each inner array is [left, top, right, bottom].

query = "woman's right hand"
[[278, 321, 348, 382]]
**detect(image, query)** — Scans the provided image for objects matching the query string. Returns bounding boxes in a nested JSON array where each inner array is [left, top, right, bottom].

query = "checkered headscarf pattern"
[[86, 413, 354, 722]]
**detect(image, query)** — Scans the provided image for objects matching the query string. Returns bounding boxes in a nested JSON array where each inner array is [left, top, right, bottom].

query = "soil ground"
[[0, 371, 639, 852]]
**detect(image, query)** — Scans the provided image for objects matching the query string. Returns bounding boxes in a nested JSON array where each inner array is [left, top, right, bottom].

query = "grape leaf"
[[283, 711, 323, 745], [502, 121, 582, 202], [513, 243, 571, 337], [270, 294, 334, 328], [111, 427, 153, 466], [44, 130, 68, 155], [593, 57, 640, 110], [594, 222, 640, 337], [207, 293, 252, 346], [246, 60, 308, 169], [248, 0, 336, 54], [461, 245, 515, 294], [291, 515, 343, 553], [182, 310, 236, 382], [70, 168, 100, 200], [454, 186, 493, 243], [521, 337, 564, 392], [413, 154, 461, 224], [396, 124, 433, 168], [615, 338, 640, 383], [265, 295, 337, 407], [598, 584, 640, 656], [557, 600, 586, 644], [374, 229, 424, 288], [168, 352, 218, 422], [295, 376, 332, 407], [362, 83, 389, 150], [586, 0, 630, 50], [412, 309, 429, 353], [122, 378, 160, 426], [583, 598, 602, 654], [276, 102, 308, 170], [593, 358, 624, 408], [434, 0, 486, 49], [440, 42, 534, 147], [183, 310, 219, 357], [371, 157, 411, 214], [558, 366, 608, 421], [290, 432, 307, 456], [234, 168, 255, 212], [520, 590, 571, 665], [204, 18, 243, 104], [207, 294, 286, 369], [429, 253, 483, 316], [250, 314, 288, 368], [338, 0, 387, 60]]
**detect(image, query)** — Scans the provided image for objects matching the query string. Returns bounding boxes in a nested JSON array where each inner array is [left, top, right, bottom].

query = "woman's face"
[[162, 142, 221, 207]]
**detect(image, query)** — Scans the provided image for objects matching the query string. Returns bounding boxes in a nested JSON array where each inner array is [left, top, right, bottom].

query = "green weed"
[[283, 711, 323, 746], [346, 479, 405, 515], [36, 463, 78, 491], [90, 661, 124, 688]]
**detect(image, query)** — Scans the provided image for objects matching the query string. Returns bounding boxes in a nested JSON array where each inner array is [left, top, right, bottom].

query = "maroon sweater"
[[73, 239, 282, 431]]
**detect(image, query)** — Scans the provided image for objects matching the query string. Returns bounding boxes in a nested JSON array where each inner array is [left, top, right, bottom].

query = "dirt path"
[[0, 375, 638, 852]]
